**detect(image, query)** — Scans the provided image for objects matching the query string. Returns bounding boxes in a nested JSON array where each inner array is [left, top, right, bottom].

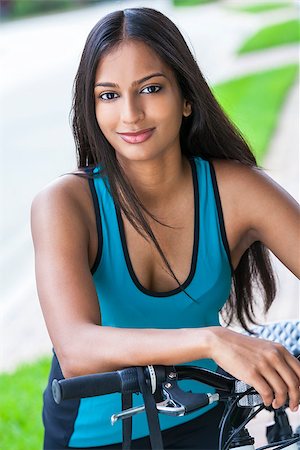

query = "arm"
[[31, 174, 300, 412], [30, 176, 213, 378], [210, 160, 300, 410], [239, 163, 299, 277]]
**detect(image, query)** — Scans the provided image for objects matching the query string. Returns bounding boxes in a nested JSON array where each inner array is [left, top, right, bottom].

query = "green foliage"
[[173, 0, 217, 6], [212, 64, 298, 163], [233, 2, 294, 13], [238, 19, 300, 54], [0, 357, 51, 450], [3, 0, 99, 20], [11, 0, 71, 18]]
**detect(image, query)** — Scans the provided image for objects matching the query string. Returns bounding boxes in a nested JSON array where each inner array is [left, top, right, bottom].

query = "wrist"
[[191, 326, 224, 360], [203, 326, 226, 360]]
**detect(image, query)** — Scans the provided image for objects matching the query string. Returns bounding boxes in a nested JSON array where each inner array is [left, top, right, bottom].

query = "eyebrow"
[[94, 72, 167, 88]]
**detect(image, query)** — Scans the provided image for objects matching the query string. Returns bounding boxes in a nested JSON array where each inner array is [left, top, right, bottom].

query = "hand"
[[209, 327, 300, 411]]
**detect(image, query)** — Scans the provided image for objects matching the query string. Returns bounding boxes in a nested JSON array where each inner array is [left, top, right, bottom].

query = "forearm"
[[58, 324, 216, 378]]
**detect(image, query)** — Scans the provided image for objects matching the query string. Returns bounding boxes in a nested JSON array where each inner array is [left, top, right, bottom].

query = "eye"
[[141, 85, 161, 94], [96, 85, 161, 101], [97, 92, 118, 101]]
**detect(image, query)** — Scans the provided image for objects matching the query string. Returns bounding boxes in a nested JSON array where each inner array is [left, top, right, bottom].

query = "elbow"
[[56, 346, 88, 379], [54, 326, 118, 377], [56, 342, 109, 378], [60, 360, 78, 379]]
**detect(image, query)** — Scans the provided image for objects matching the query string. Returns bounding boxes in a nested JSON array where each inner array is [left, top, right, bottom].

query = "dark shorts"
[[44, 402, 226, 450]]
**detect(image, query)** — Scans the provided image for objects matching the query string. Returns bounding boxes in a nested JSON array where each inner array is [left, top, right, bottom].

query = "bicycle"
[[52, 321, 300, 450]]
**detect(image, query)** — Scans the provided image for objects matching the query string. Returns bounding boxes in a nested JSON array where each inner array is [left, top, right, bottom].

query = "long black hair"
[[70, 7, 276, 331]]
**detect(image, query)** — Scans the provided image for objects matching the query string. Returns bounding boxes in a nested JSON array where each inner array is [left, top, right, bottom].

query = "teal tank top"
[[68, 155, 233, 447]]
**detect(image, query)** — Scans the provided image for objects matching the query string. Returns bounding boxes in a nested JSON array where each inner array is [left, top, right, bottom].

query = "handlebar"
[[52, 365, 168, 403], [52, 364, 258, 409], [51, 321, 300, 450], [53, 366, 140, 403], [52, 364, 299, 450], [175, 365, 235, 391]]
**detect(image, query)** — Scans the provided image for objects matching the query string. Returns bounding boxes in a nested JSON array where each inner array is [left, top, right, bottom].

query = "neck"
[[117, 151, 191, 212]]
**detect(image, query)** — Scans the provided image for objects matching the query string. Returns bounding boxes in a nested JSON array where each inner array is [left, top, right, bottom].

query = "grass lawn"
[[0, 357, 51, 450], [233, 1, 294, 13], [238, 19, 300, 54], [212, 64, 299, 163], [173, 0, 216, 6]]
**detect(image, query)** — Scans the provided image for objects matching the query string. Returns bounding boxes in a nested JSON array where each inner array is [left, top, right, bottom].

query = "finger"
[[284, 352, 300, 379], [265, 371, 288, 409], [272, 346, 300, 409], [250, 374, 275, 407], [282, 354, 300, 411], [267, 347, 300, 410], [256, 367, 288, 409]]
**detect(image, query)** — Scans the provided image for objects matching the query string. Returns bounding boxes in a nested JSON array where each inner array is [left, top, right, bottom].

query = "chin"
[[115, 146, 164, 164]]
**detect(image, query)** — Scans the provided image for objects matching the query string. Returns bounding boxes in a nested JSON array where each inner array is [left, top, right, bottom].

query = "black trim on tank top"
[[115, 157, 200, 297], [87, 177, 103, 275], [208, 161, 234, 275]]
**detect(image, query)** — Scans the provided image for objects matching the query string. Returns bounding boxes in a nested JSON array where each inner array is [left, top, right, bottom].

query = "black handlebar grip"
[[52, 367, 143, 404], [118, 366, 169, 394], [117, 367, 140, 394], [52, 371, 122, 404]]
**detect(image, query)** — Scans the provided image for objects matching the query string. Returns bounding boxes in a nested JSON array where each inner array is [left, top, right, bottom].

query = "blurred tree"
[[0, 0, 108, 20], [173, 0, 217, 6]]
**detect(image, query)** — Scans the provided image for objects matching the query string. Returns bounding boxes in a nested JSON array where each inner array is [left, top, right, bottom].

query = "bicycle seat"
[[243, 320, 300, 358]]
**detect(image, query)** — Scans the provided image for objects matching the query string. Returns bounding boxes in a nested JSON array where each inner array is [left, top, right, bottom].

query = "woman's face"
[[94, 40, 191, 164]]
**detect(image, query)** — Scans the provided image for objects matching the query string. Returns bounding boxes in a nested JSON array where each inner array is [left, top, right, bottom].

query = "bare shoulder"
[[211, 158, 300, 277], [209, 158, 259, 232], [211, 157, 267, 190], [31, 170, 91, 210], [30, 171, 94, 252], [209, 158, 259, 269], [211, 157, 299, 220]]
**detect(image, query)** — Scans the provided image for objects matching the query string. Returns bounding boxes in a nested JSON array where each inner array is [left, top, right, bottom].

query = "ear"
[[183, 100, 192, 117]]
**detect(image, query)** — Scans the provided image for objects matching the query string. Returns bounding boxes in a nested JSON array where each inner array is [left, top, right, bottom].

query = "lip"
[[118, 128, 155, 144], [118, 128, 154, 136]]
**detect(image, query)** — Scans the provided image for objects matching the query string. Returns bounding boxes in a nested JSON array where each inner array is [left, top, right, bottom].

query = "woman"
[[31, 7, 300, 450]]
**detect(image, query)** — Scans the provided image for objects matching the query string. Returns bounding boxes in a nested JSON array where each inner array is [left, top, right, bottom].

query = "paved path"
[[0, 0, 299, 374]]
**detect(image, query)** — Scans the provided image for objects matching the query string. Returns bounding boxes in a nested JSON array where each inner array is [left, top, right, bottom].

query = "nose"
[[121, 94, 144, 125]]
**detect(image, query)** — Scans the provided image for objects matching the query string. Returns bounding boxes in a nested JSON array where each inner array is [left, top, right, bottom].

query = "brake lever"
[[111, 390, 186, 425], [111, 378, 222, 425], [163, 379, 219, 414]]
